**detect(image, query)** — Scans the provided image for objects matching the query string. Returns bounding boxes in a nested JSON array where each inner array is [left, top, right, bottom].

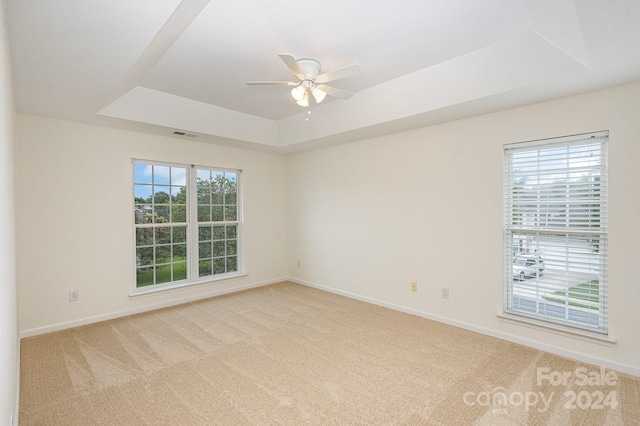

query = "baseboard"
[[19, 277, 286, 338], [289, 277, 640, 378]]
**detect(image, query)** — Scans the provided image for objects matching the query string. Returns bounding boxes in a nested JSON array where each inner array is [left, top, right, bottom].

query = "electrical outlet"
[[411, 282, 418, 292], [69, 290, 79, 302], [441, 287, 449, 299]]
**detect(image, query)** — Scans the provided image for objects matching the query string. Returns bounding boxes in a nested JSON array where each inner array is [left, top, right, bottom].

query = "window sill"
[[497, 312, 617, 346], [129, 272, 247, 298]]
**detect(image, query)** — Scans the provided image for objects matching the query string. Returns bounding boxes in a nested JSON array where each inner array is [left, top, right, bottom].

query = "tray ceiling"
[[7, 0, 640, 153]]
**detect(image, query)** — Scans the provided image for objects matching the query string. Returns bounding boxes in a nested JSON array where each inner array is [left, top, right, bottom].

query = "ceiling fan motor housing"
[[297, 58, 321, 80]]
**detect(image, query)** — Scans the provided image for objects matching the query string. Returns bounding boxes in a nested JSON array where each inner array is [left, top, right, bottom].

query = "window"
[[196, 169, 239, 277], [133, 161, 241, 291], [503, 131, 608, 333]]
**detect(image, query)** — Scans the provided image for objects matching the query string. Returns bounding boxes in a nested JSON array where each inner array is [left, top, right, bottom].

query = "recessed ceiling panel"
[[141, 0, 531, 120]]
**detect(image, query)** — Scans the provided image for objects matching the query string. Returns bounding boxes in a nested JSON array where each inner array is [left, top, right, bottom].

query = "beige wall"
[[16, 115, 288, 333], [0, 0, 18, 423], [287, 81, 640, 375]]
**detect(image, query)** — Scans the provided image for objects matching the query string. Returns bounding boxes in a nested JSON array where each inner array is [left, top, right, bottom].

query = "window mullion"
[[188, 165, 198, 281]]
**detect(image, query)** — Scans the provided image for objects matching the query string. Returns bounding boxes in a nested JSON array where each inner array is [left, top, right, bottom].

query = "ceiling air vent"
[[172, 130, 198, 138]]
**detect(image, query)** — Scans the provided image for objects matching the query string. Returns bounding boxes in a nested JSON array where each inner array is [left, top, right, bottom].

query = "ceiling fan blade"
[[315, 63, 363, 83], [317, 85, 353, 100], [278, 54, 306, 80], [246, 81, 298, 86]]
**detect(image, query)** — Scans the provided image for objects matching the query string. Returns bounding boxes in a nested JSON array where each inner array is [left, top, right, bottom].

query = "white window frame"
[[132, 160, 243, 294], [503, 131, 608, 334]]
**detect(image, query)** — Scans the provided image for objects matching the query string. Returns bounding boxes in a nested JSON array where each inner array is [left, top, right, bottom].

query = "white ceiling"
[[6, 0, 640, 153]]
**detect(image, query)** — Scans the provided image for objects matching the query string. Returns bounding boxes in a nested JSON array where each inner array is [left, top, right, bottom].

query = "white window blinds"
[[503, 131, 608, 333]]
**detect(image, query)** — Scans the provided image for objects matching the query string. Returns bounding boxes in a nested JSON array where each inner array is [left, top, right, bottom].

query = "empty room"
[[1, 1, 640, 424]]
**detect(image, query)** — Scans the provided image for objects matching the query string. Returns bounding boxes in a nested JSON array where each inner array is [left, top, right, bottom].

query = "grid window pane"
[[227, 240, 237, 255], [171, 205, 187, 222], [134, 164, 152, 184], [225, 190, 237, 205], [199, 225, 212, 242], [156, 265, 172, 284], [171, 186, 185, 203], [199, 242, 211, 259], [226, 224, 237, 239], [227, 256, 237, 272], [199, 260, 212, 277], [213, 258, 226, 274], [212, 206, 224, 221], [171, 168, 186, 186], [224, 206, 237, 221], [136, 247, 153, 266], [154, 186, 170, 203], [211, 189, 223, 205], [136, 228, 153, 246], [154, 166, 170, 185], [198, 186, 211, 204], [136, 267, 154, 287], [155, 227, 171, 245], [198, 206, 211, 222], [197, 169, 210, 182], [156, 245, 171, 263], [173, 262, 187, 281], [173, 243, 186, 259], [134, 185, 152, 202], [213, 226, 225, 240], [174, 226, 187, 243], [213, 241, 225, 257]]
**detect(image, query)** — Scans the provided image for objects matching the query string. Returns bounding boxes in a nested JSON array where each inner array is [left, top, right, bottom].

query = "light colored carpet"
[[19, 282, 639, 425]]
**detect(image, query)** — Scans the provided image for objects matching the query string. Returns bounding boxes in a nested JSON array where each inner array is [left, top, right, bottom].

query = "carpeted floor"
[[19, 282, 640, 425]]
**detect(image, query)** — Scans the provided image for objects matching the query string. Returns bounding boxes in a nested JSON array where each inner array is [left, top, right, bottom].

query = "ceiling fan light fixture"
[[312, 87, 327, 103], [247, 54, 362, 108], [296, 91, 309, 107], [291, 85, 306, 101]]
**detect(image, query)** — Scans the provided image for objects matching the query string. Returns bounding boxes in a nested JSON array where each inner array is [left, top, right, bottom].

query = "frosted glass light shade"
[[296, 91, 309, 107], [312, 87, 326, 103], [291, 86, 306, 101]]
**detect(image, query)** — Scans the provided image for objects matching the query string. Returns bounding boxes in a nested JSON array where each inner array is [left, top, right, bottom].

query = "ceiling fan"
[[246, 54, 363, 107]]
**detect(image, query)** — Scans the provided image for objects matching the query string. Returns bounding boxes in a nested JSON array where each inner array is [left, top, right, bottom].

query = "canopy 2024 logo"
[[463, 366, 618, 414], [537, 366, 618, 410]]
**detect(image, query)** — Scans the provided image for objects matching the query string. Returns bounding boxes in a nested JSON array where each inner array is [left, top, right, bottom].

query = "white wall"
[[15, 115, 288, 333], [12, 71, 640, 384], [0, 1, 19, 423], [287, 81, 640, 375]]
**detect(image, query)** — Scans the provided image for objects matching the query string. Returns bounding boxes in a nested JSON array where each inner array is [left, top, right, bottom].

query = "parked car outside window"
[[513, 256, 544, 280]]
